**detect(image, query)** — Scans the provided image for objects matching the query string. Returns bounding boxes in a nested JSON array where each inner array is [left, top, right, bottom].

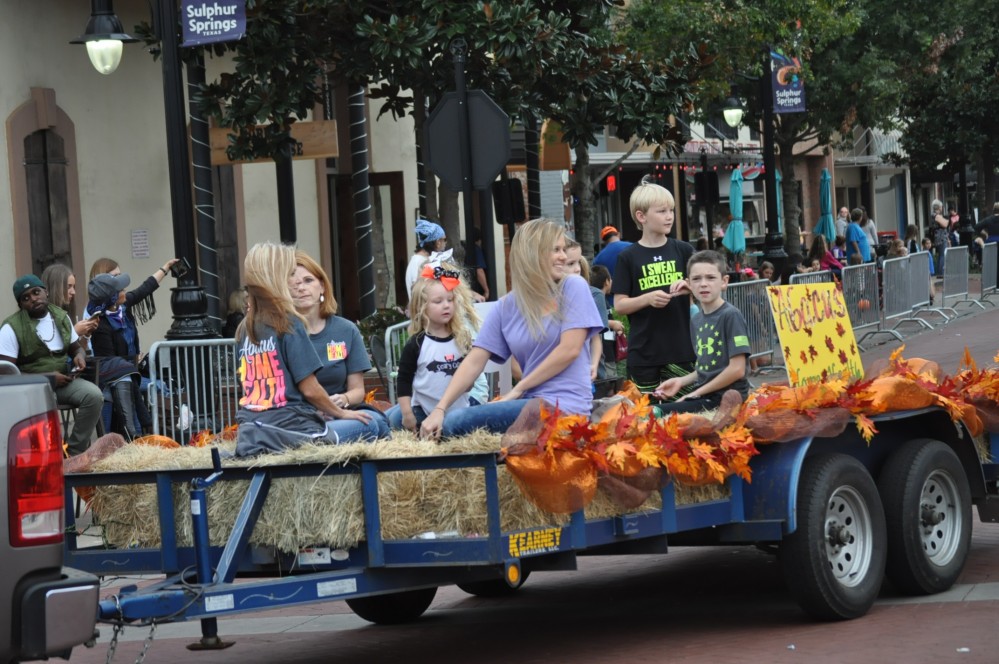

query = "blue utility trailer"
[[64, 406, 999, 639]]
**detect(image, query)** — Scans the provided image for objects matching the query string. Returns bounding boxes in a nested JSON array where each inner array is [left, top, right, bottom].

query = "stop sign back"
[[425, 90, 511, 191]]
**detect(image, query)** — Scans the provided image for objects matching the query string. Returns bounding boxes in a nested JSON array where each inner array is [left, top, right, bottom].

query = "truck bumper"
[[19, 566, 100, 659]]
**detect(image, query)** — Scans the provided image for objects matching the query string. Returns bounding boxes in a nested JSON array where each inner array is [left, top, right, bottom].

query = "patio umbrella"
[[722, 169, 746, 255], [814, 168, 836, 244], [776, 168, 784, 232]]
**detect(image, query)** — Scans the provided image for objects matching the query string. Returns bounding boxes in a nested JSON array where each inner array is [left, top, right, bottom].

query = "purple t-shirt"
[[474, 275, 602, 414]]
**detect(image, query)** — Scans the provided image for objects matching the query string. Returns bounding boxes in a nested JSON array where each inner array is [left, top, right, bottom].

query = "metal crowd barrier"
[[982, 242, 998, 303], [788, 269, 835, 285], [148, 338, 239, 441], [879, 255, 935, 335], [844, 263, 899, 350], [942, 245, 986, 314], [725, 278, 779, 373], [382, 320, 411, 403], [909, 250, 954, 325]]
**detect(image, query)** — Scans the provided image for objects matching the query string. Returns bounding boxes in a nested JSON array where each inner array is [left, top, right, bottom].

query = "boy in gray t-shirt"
[[653, 251, 751, 414]]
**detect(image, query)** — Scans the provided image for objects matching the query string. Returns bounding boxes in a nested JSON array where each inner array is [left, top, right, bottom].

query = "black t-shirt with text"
[[613, 239, 696, 367]]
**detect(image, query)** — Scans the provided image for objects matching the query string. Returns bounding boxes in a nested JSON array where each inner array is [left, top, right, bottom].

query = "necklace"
[[35, 315, 56, 343]]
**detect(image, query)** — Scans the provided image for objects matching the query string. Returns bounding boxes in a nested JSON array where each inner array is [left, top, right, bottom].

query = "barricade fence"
[[382, 320, 411, 403], [148, 338, 239, 441], [788, 269, 835, 285], [725, 278, 778, 371], [942, 245, 985, 313], [982, 242, 998, 301]]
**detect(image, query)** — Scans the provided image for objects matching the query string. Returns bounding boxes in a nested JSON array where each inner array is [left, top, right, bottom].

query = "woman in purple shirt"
[[420, 218, 603, 439]]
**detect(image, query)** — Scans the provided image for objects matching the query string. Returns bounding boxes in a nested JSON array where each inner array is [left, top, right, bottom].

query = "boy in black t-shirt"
[[613, 178, 696, 398], [654, 250, 751, 414]]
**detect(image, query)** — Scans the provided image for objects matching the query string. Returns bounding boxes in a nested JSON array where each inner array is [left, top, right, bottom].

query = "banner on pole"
[[770, 50, 806, 114], [181, 0, 246, 47]]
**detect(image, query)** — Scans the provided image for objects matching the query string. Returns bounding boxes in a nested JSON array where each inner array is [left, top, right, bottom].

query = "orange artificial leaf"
[[364, 389, 378, 404], [854, 414, 877, 443], [962, 346, 976, 372], [604, 441, 638, 471]]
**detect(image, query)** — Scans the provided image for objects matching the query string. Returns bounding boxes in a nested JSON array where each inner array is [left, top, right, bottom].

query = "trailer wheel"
[[781, 453, 886, 620], [345, 587, 437, 625], [457, 571, 530, 597], [878, 439, 971, 595]]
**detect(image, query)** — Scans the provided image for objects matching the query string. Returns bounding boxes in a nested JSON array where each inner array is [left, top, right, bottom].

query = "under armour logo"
[[696, 335, 717, 358], [653, 255, 663, 262]]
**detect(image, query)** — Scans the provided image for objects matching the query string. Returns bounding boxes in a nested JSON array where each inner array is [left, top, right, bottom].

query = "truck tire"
[[345, 587, 437, 624], [781, 453, 887, 620], [877, 439, 971, 595], [457, 571, 530, 597]]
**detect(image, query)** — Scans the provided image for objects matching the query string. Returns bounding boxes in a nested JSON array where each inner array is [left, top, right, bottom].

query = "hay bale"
[[84, 431, 726, 553]]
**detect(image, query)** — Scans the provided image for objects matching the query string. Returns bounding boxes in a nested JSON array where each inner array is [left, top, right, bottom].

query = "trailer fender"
[[742, 438, 813, 536]]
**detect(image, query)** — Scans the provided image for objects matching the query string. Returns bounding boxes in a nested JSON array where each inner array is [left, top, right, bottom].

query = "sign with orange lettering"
[[767, 283, 863, 386]]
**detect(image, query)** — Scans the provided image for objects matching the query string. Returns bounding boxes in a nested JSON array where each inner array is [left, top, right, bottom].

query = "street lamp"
[[70, 0, 138, 75], [721, 70, 787, 276], [72, 0, 213, 339]]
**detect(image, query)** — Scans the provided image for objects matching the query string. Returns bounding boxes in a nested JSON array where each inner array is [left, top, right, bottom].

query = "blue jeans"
[[441, 399, 533, 437], [326, 408, 390, 443], [385, 404, 428, 431]]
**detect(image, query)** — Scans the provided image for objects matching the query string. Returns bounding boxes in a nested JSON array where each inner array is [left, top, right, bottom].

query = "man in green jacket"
[[0, 274, 103, 455]]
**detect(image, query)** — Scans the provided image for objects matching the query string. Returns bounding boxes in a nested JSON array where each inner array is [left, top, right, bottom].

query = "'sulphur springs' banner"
[[181, 0, 246, 47], [771, 50, 806, 114]]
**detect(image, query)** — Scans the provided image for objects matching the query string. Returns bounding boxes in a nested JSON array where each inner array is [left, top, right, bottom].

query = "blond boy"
[[612, 179, 696, 398]]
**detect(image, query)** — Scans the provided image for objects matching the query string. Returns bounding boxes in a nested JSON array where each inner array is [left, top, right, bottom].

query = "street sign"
[[208, 120, 338, 166], [425, 90, 511, 191]]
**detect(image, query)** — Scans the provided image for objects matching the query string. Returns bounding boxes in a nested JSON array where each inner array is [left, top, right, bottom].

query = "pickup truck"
[[0, 361, 100, 662]]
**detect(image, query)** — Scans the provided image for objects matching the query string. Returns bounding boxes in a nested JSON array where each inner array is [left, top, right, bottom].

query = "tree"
[[882, 0, 999, 212], [621, 0, 894, 257]]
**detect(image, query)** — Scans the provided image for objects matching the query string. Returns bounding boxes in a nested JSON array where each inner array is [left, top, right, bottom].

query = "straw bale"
[[84, 431, 725, 554]]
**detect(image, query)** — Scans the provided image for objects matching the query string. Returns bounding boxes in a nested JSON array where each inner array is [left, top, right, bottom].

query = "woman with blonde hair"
[[290, 249, 388, 443], [420, 218, 602, 439], [235, 242, 363, 456]]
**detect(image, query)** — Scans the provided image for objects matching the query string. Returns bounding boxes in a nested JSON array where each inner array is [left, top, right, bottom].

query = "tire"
[[781, 453, 887, 620], [457, 571, 530, 597], [878, 439, 972, 595], [345, 587, 437, 625]]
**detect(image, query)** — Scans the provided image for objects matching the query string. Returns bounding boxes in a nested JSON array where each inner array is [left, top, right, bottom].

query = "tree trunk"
[[571, 143, 597, 258], [775, 119, 803, 258], [979, 141, 994, 212]]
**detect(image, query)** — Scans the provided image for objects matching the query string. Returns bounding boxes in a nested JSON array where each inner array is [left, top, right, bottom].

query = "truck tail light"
[[8, 411, 64, 546]]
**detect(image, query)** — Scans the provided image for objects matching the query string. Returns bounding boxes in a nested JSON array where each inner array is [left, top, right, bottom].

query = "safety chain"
[[104, 622, 122, 664], [134, 622, 156, 664]]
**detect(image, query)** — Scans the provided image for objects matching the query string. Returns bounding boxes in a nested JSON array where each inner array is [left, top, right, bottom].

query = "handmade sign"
[[767, 283, 863, 386]]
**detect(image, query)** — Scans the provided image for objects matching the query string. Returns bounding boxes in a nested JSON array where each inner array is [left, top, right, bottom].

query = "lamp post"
[[72, 0, 214, 339], [722, 65, 787, 276]]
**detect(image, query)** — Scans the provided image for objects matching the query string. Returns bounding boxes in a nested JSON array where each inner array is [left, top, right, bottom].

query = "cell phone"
[[170, 257, 192, 280], [70, 366, 82, 374]]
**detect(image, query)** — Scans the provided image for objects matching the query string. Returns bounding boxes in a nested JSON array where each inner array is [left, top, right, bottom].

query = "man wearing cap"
[[592, 225, 632, 276], [0, 275, 103, 455]]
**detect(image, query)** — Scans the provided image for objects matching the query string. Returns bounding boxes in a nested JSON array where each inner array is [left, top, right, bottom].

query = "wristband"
[[156, 267, 165, 275], [433, 406, 446, 414]]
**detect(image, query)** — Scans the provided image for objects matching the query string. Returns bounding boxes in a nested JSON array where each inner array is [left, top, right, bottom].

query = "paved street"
[[70, 296, 999, 664]]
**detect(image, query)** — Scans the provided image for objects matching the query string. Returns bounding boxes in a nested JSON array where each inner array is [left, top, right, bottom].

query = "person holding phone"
[[86, 257, 179, 435]]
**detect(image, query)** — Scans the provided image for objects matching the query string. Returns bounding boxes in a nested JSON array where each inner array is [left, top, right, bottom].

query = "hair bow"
[[420, 261, 461, 291]]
